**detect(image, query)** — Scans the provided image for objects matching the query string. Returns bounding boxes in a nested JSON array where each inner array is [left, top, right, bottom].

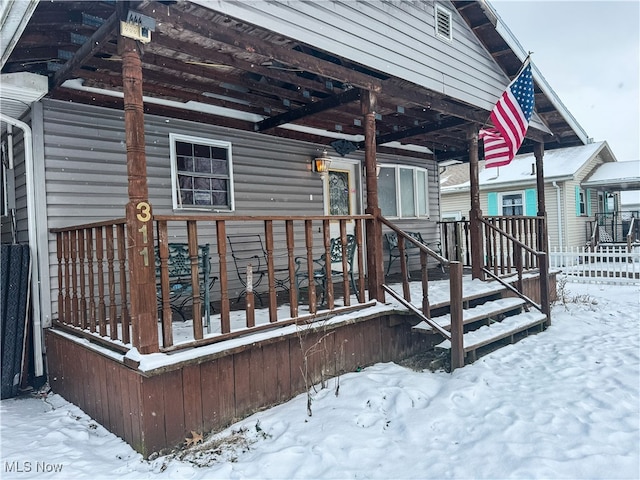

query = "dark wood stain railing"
[[479, 216, 550, 320], [379, 217, 465, 370], [51, 213, 550, 356], [439, 220, 471, 266], [483, 216, 541, 275], [52, 215, 371, 352], [53, 218, 129, 343]]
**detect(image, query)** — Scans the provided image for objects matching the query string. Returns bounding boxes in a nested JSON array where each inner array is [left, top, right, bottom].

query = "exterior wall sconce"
[[313, 149, 331, 174]]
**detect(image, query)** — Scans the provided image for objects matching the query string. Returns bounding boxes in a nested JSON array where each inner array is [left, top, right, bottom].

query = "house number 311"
[[136, 201, 151, 267]]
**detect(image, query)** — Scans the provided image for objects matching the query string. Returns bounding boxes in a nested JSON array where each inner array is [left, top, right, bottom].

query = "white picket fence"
[[550, 245, 640, 284]]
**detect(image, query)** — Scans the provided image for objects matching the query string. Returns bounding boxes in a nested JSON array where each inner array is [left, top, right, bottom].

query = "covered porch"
[[46, 220, 554, 455], [1, 0, 583, 457]]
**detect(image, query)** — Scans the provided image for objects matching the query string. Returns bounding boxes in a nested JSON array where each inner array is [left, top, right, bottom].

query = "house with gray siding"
[[1, 0, 590, 455]]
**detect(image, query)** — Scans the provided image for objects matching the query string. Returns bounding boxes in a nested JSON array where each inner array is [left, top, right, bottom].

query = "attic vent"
[[435, 5, 453, 41]]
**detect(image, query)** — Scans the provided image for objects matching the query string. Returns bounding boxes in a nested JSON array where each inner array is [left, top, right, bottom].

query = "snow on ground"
[[1, 279, 639, 479]]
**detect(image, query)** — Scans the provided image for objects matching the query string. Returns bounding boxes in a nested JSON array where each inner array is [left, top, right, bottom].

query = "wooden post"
[[362, 90, 384, 301], [449, 261, 465, 370], [468, 125, 484, 280], [120, 34, 159, 353], [245, 265, 255, 328], [534, 141, 551, 326], [534, 142, 548, 255]]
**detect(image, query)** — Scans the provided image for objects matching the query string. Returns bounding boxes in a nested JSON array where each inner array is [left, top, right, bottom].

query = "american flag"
[[480, 61, 535, 168]]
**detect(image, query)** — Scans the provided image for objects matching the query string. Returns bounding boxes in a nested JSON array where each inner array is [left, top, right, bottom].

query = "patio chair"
[[227, 234, 289, 306], [294, 234, 358, 306]]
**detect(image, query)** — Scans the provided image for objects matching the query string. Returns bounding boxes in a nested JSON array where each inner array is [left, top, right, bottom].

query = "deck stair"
[[412, 293, 547, 364]]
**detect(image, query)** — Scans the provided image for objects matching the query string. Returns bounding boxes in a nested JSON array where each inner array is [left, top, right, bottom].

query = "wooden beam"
[[139, 3, 383, 93], [364, 116, 468, 146], [51, 11, 119, 89], [255, 87, 361, 131]]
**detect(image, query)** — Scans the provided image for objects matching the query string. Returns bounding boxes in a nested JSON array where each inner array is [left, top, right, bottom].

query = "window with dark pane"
[[502, 194, 523, 216], [172, 136, 233, 210]]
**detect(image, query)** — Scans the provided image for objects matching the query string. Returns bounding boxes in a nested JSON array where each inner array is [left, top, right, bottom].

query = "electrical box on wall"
[[120, 11, 156, 43]]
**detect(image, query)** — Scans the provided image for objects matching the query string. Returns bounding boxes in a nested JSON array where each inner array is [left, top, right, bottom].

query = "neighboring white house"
[[440, 141, 618, 250]]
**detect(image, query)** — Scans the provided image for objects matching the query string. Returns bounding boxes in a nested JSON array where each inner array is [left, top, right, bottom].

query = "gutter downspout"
[[553, 181, 563, 250], [0, 112, 44, 377]]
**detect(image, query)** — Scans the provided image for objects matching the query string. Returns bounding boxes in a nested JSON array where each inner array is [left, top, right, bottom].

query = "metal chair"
[[294, 234, 358, 306], [154, 243, 216, 322], [227, 234, 289, 306]]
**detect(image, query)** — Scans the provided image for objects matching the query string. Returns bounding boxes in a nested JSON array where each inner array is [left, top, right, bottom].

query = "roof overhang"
[[1, 0, 588, 161], [581, 161, 640, 191], [0, 0, 39, 69]]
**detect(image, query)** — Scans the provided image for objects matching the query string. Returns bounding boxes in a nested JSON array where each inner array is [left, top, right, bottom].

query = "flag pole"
[[481, 52, 533, 129]]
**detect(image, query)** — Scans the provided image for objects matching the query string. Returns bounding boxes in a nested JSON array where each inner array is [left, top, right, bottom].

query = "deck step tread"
[[428, 286, 507, 310], [435, 310, 547, 353], [412, 297, 526, 333]]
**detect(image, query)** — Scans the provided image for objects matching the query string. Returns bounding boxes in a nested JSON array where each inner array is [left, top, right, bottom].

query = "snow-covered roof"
[[581, 161, 640, 191], [441, 141, 614, 192]]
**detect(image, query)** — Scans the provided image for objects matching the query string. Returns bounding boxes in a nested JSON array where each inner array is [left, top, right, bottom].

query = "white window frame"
[[169, 133, 235, 212], [498, 190, 525, 216], [435, 4, 453, 41], [379, 164, 430, 219]]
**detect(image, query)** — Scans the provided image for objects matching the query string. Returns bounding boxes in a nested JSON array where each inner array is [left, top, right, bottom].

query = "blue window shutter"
[[487, 192, 498, 215], [575, 186, 581, 216], [525, 189, 537, 216], [586, 189, 592, 216]]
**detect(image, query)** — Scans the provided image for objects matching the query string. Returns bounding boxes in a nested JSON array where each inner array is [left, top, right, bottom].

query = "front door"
[[323, 158, 362, 239]]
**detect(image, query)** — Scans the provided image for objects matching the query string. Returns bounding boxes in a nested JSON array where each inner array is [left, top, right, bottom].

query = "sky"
[[1, 278, 638, 479], [490, 0, 640, 162]]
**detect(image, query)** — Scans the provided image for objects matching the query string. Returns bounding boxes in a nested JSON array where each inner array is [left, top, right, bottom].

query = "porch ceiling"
[[1, 0, 585, 162]]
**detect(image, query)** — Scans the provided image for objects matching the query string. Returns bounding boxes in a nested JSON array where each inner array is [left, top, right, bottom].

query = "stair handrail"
[[379, 217, 449, 265], [379, 217, 465, 370], [479, 217, 550, 320], [480, 217, 539, 256]]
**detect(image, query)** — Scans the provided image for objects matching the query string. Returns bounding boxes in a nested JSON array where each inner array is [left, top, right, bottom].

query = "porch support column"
[[534, 141, 551, 323], [468, 125, 484, 280], [120, 34, 159, 353], [534, 141, 547, 251], [362, 90, 384, 301]]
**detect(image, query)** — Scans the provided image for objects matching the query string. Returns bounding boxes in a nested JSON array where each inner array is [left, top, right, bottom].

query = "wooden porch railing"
[[479, 216, 550, 321], [52, 218, 131, 352], [439, 220, 471, 266], [379, 217, 465, 370], [482, 216, 542, 275], [52, 215, 373, 353]]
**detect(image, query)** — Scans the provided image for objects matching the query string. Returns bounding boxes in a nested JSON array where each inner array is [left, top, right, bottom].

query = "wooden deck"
[[45, 272, 553, 457]]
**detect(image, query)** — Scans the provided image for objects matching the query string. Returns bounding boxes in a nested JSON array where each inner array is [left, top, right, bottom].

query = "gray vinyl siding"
[[1, 126, 28, 245], [195, 0, 510, 113], [41, 99, 440, 315]]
